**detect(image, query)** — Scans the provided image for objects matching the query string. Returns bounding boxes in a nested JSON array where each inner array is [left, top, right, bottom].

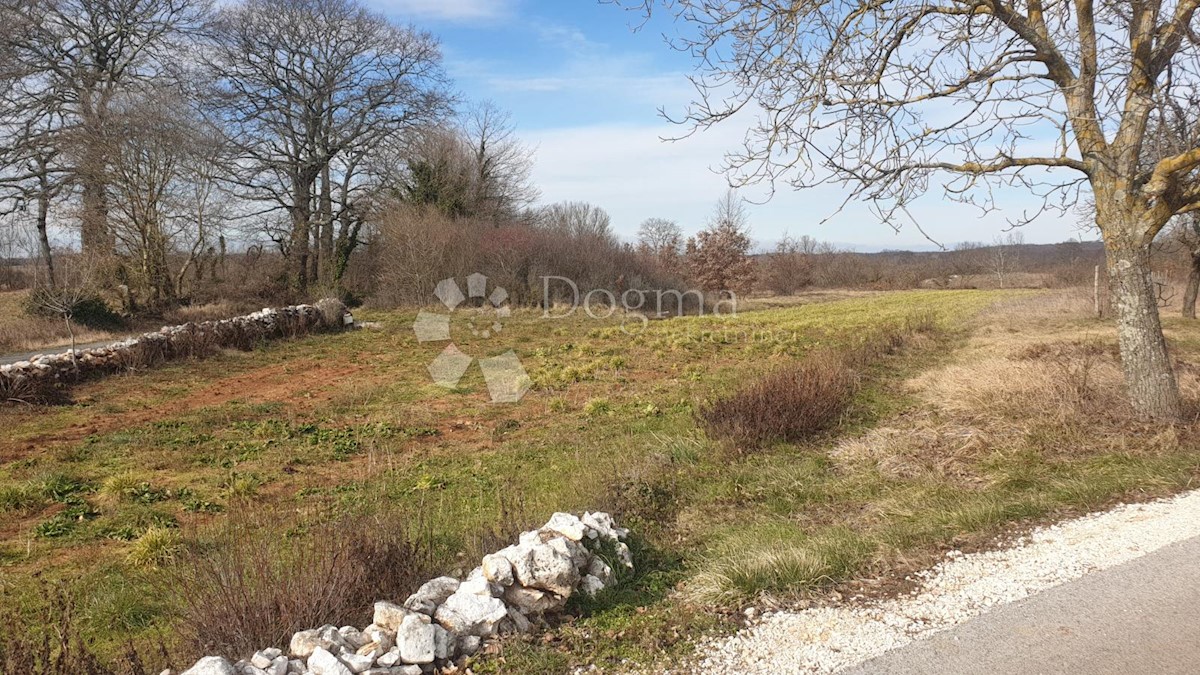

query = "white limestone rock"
[[581, 512, 617, 540], [579, 574, 605, 597], [458, 635, 482, 656], [615, 541, 634, 568], [432, 624, 453, 661], [433, 588, 508, 637], [336, 650, 374, 674], [396, 614, 435, 665], [587, 556, 615, 585], [506, 539, 580, 596], [376, 647, 401, 667], [338, 626, 369, 650], [182, 656, 238, 675], [361, 624, 394, 653], [372, 601, 411, 631], [250, 651, 278, 669], [506, 606, 532, 634], [542, 512, 586, 541], [403, 576, 459, 615], [503, 584, 564, 615], [481, 552, 514, 586], [307, 647, 352, 675]]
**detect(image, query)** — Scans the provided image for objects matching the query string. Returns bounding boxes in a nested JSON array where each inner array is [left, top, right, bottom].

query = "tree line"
[[0, 0, 488, 309]]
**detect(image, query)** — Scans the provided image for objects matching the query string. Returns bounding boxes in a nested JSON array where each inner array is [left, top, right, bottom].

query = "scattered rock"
[[579, 574, 605, 596], [376, 648, 401, 667], [362, 624, 394, 653], [587, 556, 615, 585], [336, 650, 374, 673], [543, 512, 587, 541], [507, 539, 580, 596], [503, 584, 563, 614]]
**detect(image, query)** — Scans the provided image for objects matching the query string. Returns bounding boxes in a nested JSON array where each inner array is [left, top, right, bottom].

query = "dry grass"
[[0, 291, 120, 354], [835, 287, 1200, 495]]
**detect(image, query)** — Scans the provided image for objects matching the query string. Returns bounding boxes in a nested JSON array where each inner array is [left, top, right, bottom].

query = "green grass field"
[[2, 288, 1199, 672]]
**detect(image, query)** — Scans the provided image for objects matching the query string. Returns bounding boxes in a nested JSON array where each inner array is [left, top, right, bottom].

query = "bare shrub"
[[169, 512, 440, 659], [699, 351, 858, 449]]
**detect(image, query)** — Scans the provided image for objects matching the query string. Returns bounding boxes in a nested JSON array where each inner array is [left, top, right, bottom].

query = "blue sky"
[[370, 0, 1092, 251]]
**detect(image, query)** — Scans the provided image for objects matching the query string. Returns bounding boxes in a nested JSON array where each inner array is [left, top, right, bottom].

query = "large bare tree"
[[462, 101, 540, 222], [203, 0, 450, 294], [0, 0, 201, 257], [618, 0, 1200, 419]]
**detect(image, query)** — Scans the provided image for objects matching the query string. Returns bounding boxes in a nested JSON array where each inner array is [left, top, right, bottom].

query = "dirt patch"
[[0, 359, 375, 463]]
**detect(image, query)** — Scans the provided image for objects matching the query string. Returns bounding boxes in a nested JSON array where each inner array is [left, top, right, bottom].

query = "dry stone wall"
[[0, 299, 352, 402], [176, 511, 632, 675]]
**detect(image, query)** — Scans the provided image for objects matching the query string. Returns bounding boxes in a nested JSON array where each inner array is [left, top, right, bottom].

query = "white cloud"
[[370, 0, 512, 21], [523, 122, 1084, 250]]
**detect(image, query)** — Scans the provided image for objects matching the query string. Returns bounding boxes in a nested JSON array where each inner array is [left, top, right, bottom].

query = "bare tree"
[[990, 232, 1025, 289], [1170, 215, 1200, 319], [0, 124, 70, 288], [637, 218, 683, 254], [618, 0, 1200, 419], [203, 0, 450, 294], [105, 90, 229, 308], [462, 101, 540, 222], [28, 255, 101, 368], [0, 0, 202, 257], [539, 201, 617, 243], [763, 234, 830, 294]]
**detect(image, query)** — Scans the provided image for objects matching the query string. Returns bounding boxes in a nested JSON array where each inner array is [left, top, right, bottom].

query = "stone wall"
[[0, 299, 352, 402], [178, 511, 632, 675]]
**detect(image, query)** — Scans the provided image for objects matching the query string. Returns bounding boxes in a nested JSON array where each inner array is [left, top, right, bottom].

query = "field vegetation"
[[2, 288, 1198, 673]]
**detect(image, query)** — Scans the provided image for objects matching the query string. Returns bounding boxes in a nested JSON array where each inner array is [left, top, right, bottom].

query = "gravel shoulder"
[[843, 534, 1200, 674], [693, 488, 1200, 673]]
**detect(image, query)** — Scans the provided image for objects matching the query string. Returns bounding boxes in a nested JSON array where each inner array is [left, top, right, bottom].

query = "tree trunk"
[[1106, 239, 1183, 419], [318, 164, 334, 287], [79, 136, 112, 256], [35, 184, 56, 289], [1184, 253, 1200, 320], [290, 175, 312, 294]]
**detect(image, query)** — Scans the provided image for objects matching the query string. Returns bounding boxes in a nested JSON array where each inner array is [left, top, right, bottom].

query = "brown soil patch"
[[0, 359, 375, 463]]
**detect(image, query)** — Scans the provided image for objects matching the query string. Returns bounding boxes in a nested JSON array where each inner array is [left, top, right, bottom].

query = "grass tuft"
[[688, 524, 873, 604], [126, 527, 183, 568]]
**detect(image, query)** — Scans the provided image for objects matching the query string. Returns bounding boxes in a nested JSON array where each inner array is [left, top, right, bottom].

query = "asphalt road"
[[844, 535, 1200, 674]]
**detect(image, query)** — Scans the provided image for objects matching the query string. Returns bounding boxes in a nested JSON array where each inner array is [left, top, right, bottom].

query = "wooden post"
[[1094, 265, 1101, 318]]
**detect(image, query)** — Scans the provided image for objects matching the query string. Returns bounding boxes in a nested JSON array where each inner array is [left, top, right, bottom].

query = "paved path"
[[844, 535, 1200, 674]]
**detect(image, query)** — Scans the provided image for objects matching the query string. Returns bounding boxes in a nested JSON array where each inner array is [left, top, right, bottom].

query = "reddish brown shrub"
[[168, 512, 441, 659], [698, 351, 859, 449]]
